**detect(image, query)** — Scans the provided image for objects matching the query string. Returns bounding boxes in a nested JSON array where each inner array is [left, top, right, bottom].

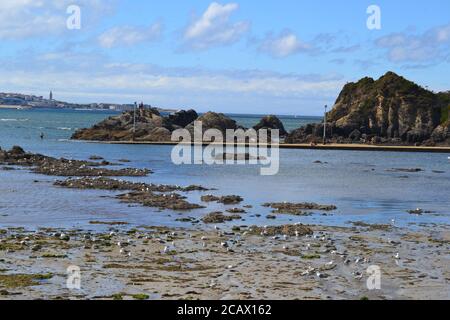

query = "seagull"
[[163, 246, 170, 254], [394, 252, 400, 259], [117, 242, 122, 247]]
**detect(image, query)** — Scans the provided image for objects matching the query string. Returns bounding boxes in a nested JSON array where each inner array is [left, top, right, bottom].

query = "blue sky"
[[1, 0, 449, 115]]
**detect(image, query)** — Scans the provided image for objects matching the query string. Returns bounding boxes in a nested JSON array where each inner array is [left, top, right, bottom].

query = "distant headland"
[[0, 91, 176, 113]]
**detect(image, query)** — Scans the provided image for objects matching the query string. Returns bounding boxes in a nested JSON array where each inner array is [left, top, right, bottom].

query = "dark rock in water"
[[0, 146, 150, 177], [253, 115, 288, 137], [387, 168, 423, 173], [226, 208, 246, 214], [89, 155, 104, 161], [54, 177, 209, 192], [201, 194, 244, 205], [117, 191, 205, 211], [285, 72, 450, 146], [263, 202, 337, 215], [168, 109, 198, 128], [10, 146, 25, 155], [201, 212, 242, 224], [214, 153, 266, 161]]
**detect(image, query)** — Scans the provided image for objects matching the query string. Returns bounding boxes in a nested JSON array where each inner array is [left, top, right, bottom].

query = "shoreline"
[[93, 140, 450, 154]]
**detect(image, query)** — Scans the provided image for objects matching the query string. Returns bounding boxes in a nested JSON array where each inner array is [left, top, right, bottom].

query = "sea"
[[1, 108, 449, 231]]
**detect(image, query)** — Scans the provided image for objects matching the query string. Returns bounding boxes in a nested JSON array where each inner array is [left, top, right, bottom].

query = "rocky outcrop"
[[72, 108, 170, 141], [168, 109, 198, 128], [286, 72, 450, 146], [253, 115, 288, 136], [185, 112, 238, 135], [0, 146, 150, 177], [72, 109, 241, 142]]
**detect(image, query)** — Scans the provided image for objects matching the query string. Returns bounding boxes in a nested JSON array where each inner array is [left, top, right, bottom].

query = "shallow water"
[[0, 109, 449, 231]]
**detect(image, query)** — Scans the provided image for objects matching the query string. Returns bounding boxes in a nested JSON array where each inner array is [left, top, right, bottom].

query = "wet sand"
[[0, 222, 448, 300]]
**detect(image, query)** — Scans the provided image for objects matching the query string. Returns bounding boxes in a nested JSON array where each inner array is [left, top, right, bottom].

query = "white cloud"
[[98, 23, 163, 48], [0, 0, 113, 39], [258, 31, 313, 58], [0, 51, 343, 114], [375, 24, 450, 64], [182, 2, 250, 50]]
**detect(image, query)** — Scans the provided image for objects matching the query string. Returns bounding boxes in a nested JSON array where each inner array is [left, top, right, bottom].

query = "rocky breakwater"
[[286, 72, 450, 146]]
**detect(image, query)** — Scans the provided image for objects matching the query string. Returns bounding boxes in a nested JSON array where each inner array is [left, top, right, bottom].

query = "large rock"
[[253, 115, 288, 136], [73, 108, 174, 142], [185, 112, 238, 136], [286, 72, 450, 145], [168, 109, 198, 128], [431, 121, 450, 143]]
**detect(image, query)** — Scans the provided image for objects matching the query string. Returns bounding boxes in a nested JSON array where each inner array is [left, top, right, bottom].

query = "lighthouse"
[[49, 90, 53, 101]]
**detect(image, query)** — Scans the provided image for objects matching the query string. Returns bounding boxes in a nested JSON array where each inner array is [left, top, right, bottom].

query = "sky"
[[0, 0, 449, 115]]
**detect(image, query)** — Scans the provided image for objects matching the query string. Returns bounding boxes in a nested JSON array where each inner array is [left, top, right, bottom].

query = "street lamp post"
[[323, 105, 328, 145], [133, 102, 137, 141]]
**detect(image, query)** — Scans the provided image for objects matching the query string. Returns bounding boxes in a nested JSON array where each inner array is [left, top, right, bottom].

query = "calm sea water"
[[1, 108, 449, 231]]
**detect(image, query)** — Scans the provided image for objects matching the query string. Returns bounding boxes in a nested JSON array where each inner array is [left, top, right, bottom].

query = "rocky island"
[[71, 72, 449, 147], [287, 72, 450, 146], [71, 108, 288, 142]]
